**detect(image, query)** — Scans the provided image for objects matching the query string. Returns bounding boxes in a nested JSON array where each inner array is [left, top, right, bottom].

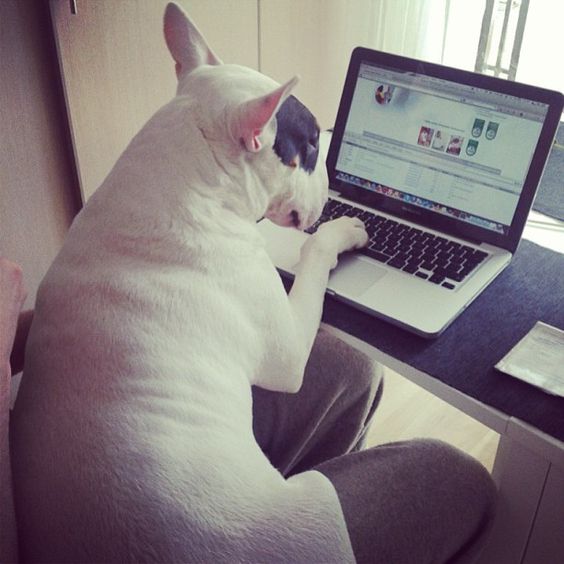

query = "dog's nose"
[[290, 210, 300, 228]]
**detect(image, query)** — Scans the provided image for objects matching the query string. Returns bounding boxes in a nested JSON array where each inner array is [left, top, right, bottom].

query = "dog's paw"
[[304, 217, 368, 268], [316, 217, 368, 252]]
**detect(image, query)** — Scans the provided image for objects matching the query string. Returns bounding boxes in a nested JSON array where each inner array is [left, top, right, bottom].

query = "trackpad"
[[329, 255, 387, 297]]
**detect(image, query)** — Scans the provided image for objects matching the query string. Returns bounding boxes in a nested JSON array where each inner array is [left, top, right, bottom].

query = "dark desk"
[[317, 238, 564, 564]]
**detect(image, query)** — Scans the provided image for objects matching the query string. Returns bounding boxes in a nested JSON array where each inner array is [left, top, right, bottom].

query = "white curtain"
[[341, 0, 485, 67], [259, 0, 485, 128], [370, 0, 449, 62]]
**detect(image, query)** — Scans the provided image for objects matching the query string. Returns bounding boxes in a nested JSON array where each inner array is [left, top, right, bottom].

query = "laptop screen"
[[328, 49, 563, 251]]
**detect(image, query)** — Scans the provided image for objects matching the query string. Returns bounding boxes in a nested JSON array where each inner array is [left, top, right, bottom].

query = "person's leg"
[[315, 439, 497, 564], [252, 328, 383, 477]]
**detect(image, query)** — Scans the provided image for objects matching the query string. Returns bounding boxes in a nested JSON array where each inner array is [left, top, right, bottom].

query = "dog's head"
[[163, 2, 327, 230]]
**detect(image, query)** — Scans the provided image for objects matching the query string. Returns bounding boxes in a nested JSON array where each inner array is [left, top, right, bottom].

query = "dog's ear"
[[164, 2, 222, 78], [230, 76, 299, 153]]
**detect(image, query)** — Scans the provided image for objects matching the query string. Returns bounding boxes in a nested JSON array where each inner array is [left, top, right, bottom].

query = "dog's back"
[[10, 4, 355, 562]]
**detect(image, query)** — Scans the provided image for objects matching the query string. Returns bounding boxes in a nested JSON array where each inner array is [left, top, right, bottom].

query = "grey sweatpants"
[[252, 329, 497, 564]]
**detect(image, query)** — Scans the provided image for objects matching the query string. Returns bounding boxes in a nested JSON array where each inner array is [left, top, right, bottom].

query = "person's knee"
[[317, 439, 496, 564], [411, 438, 497, 527], [420, 438, 494, 487]]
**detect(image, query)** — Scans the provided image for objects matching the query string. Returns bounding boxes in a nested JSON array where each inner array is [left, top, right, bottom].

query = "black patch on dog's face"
[[273, 95, 320, 174]]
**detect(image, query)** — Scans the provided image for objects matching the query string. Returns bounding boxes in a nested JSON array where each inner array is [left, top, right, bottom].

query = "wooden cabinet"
[[50, 0, 258, 202], [522, 464, 564, 563]]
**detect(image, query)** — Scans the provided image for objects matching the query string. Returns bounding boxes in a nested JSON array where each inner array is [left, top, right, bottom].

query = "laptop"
[[258, 47, 564, 338]]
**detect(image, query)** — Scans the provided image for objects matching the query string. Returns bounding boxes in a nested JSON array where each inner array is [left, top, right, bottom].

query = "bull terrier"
[[11, 3, 367, 562]]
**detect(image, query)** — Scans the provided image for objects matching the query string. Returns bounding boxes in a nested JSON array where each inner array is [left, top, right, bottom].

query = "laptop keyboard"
[[305, 198, 489, 290]]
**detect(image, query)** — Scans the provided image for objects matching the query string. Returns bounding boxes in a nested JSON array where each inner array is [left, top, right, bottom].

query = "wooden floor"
[[365, 367, 500, 473]]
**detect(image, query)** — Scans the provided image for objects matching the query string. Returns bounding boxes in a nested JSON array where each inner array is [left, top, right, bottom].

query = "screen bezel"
[[326, 47, 564, 252]]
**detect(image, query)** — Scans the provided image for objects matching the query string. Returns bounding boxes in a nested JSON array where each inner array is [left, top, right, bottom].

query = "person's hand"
[[0, 259, 27, 368]]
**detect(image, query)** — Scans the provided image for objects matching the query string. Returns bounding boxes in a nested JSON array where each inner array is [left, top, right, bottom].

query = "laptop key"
[[325, 200, 342, 213], [444, 269, 464, 282], [393, 253, 410, 263], [403, 263, 419, 274], [388, 258, 406, 269], [475, 251, 488, 261], [370, 242, 387, 252], [361, 248, 392, 263], [358, 211, 373, 222]]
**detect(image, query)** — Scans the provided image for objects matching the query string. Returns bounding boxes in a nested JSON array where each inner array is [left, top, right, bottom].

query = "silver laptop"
[[258, 47, 563, 338]]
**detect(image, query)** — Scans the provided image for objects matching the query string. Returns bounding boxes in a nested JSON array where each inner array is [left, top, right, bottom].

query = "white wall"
[[0, 0, 79, 307]]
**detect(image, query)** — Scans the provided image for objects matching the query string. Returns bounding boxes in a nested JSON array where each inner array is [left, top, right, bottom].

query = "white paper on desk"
[[496, 322, 564, 397]]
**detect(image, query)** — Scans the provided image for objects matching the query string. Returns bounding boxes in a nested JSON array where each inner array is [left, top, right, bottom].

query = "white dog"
[[11, 3, 367, 562]]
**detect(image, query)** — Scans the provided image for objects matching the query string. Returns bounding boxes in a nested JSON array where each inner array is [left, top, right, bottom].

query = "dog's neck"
[[110, 96, 272, 239]]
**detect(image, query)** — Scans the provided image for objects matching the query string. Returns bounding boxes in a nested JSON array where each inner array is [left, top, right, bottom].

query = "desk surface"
[[320, 239, 564, 443]]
